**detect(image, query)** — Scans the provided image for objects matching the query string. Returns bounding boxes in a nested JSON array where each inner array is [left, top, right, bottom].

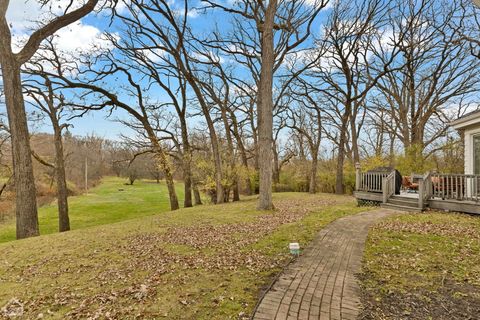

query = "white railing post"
[[418, 179, 424, 209], [355, 162, 361, 191], [382, 176, 388, 203], [426, 172, 432, 200]]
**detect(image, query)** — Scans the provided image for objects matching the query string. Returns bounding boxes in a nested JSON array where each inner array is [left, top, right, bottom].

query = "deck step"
[[390, 195, 419, 201], [381, 203, 422, 212], [387, 198, 419, 208]]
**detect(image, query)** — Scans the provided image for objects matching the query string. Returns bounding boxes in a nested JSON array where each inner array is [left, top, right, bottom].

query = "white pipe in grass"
[[289, 242, 300, 255]]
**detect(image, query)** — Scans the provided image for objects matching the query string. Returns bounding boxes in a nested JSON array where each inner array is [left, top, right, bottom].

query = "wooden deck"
[[354, 165, 480, 215], [428, 198, 480, 214], [355, 192, 480, 214], [353, 191, 382, 202]]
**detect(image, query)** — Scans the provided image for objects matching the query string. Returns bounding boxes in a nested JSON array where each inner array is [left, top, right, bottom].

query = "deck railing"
[[382, 171, 396, 203], [418, 172, 432, 208], [431, 173, 480, 202], [355, 163, 395, 195], [357, 171, 391, 193]]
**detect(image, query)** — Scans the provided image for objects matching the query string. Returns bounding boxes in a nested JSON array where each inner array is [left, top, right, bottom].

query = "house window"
[[475, 134, 480, 175]]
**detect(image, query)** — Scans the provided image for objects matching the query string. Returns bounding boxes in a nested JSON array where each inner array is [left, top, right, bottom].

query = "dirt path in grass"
[[252, 209, 398, 320]]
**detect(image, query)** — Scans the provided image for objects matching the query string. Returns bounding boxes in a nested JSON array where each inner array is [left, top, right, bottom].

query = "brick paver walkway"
[[252, 209, 397, 320]]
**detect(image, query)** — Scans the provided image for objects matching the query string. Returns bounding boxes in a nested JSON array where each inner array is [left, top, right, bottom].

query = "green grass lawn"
[[361, 212, 480, 319], [0, 177, 184, 243], [0, 185, 364, 319]]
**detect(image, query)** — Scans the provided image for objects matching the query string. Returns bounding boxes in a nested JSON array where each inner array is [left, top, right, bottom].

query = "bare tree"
[[305, 0, 400, 194], [272, 143, 295, 186], [287, 82, 322, 194], [360, 105, 395, 161], [202, 0, 328, 209], [255, 0, 278, 209], [454, 1, 480, 59], [23, 65, 71, 232], [36, 44, 181, 211], [112, 0, 228, 204], [103, 18, 196, 208], [228, 84, 258, 195], [374, 0, 479, 165], [0, 0, 102, 239], [188, 49, 242, 201]]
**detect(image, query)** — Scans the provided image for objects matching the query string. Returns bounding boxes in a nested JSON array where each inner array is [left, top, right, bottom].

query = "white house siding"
[[464, 127, 480, 175]]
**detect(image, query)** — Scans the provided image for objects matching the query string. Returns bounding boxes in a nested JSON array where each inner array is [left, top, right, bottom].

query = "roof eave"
[[451, 116, 480, 130]]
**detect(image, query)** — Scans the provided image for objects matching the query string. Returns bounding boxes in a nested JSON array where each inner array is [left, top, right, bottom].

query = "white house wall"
[[464, 127, 480, 175]]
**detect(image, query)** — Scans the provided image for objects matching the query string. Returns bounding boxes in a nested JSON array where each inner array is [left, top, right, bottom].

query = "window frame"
[[474, 133, 480, 175]]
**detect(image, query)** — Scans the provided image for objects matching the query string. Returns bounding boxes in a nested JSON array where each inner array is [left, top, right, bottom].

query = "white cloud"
[[191, 50, 227, 64], [141, 48, 166, 63], [7, 0, 92, 34], [6, 1, 113, 54], [372, 28, 395, 53], [52, 21, 111, 53], [303, 0, 334, 9], [174, 7, 200, 19], [5, 1, 118, 78]]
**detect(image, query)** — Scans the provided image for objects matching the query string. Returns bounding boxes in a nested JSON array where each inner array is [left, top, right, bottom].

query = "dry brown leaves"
[[375, 220, 480, 240], [122, 198, 336, 272], [1, 197, 339, 319]]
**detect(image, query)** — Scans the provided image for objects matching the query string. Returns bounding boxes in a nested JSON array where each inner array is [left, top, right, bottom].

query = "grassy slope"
[[361, 212, 480, 317], [0, 177, 184, 243], [0, 187, 365, 319]]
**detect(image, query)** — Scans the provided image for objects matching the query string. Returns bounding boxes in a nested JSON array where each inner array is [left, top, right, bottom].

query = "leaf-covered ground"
[[0, 192, 363, 319], [360, 212, 480, 319]]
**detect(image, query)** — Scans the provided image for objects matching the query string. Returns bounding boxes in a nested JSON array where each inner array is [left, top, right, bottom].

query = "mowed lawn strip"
[[360, 212, 480, 319], [0, 190, 366, 319], [0, 177, 185, 243]]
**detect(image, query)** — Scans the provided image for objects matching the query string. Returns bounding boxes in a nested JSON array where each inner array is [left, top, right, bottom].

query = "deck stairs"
[[380, 195, 422, 212]]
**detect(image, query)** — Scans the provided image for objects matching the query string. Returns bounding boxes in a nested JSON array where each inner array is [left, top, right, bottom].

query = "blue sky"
[[1, 0, 331, 140], [2, 0, 248, 139], [2, 0, 127, 138]]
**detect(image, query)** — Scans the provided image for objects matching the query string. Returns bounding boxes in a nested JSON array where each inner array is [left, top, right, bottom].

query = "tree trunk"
[[179, 116, 193, 208], [220, 102, 240, 202], [147, 129, 179, 211], [183, 160, 193, 208], [159, 156, 179, 211], [350, 113, 360, 164], [272, 144, 280, 184], [0, 175, 11, 198], [229, 109, 252, 195], [243, 169, 252, 196], [389, 133, 395, 167], [210, 127, 225, 204], [0, 183, 6, 198], [256, 0, 277, 210], [224, 188, 230, 202], [309, 152, 318, 194], [335, 146, 345, 194], [193, 183, 202, 205], [335, 121, 348, 195], [182, 73, 224, 204], [248, 102, 259, 173], [0, 58, 39, 239], [232, 182, 240, 201], [53, 126, 70, 232]]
